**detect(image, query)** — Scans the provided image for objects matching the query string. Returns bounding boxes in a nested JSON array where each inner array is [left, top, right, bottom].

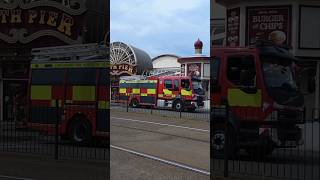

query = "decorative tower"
[[194, 38, 203, 55]]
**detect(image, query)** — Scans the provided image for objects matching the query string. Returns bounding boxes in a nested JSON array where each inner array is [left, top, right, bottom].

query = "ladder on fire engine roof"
[[31, 43, 109, 61], [144, 68, 182, 77]]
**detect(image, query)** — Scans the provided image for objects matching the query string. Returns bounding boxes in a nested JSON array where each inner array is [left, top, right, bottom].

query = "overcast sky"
[[110, 0, 210, 58]]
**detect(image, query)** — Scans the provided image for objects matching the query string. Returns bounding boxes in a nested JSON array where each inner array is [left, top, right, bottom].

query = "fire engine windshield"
[[262, 56, 303, 107], [262, 62, 297, 90], [181, 79, 191, 89], [192, 81, 203, 90]]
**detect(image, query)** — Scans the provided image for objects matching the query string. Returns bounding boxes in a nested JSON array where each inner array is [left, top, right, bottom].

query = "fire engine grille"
[[278, 110, 304, 123]]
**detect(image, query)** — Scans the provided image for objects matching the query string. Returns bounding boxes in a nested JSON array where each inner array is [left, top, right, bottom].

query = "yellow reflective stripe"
[[228, 89, 262, 107], [163, 89, 172, 95], [51, 100, 62, 107], [119, 88, 127, 93], [98, 101, 110, 109], [31, 62, 109, 69], [147, 89, 156, 94], [181, 89, 192, 96], [119, 80, 157, 84], [140, 93, 148, 96], [158, 94, 164, 97], [31, 86, 51, 100], [132, 88, 140, 94], [66, 100, 73, 104], [72, 86, 96, 101]]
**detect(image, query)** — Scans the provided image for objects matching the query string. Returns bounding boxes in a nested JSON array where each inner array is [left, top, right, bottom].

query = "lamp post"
[[315, 61, 320, 120]]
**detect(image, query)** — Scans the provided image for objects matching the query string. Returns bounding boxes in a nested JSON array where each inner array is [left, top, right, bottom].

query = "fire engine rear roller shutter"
[[227, 89, 262, 107], [140, 96, 155, 104], [119, 95, 129, 101], [30, 107, 62, 124], [31, 86, 52, 100]]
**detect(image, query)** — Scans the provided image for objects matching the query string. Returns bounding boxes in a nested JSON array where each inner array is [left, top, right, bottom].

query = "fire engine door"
[[224, 54, 262, 120], [173, 79, 180, 98]]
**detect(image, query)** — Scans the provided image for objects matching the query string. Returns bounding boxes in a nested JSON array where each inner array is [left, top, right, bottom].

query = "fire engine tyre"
[[68, 117, 92, 145], [173, 100, 184, 112], [130, 99, 139, 108], [211, 125, 237, 159]]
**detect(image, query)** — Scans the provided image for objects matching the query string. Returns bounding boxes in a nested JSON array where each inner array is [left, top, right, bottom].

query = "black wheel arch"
[[66, 113, 92, 136]]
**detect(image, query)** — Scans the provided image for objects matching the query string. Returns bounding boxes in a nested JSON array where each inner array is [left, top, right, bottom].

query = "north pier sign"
[[0, 0, 86, 45]]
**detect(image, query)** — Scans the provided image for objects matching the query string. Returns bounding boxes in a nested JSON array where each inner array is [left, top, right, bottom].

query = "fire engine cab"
[[119, 75, 205, 112], [211, 41, 305, 158]]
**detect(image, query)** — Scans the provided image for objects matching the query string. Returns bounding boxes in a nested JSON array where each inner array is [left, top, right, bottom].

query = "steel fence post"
[[126, 97, 129, 112], [55, 99, 59, 160], [224, 100, 229, 177]]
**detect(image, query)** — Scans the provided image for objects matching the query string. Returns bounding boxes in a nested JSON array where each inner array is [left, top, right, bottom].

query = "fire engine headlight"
[[266, 111, 278, 121]]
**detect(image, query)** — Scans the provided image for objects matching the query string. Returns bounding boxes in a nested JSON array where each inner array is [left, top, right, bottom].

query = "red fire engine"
[[27, 44, 109, 144], [211, 41, 305, 157], [119, 75, 205, 112]]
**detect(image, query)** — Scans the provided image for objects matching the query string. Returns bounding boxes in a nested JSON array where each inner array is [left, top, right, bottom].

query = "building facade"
[[214, 0, 320, 120], [178, 39, 210, 99], [0, 0, 109, 122]]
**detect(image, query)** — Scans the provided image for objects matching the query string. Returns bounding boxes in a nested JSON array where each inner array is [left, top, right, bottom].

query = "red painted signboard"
[[187, 63, 201, 77], [247, 6, 292, 46], [0, 0, 86, 47], [227, 8, 240, 47]]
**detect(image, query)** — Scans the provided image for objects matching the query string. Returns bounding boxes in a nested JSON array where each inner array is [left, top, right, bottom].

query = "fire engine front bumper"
[[186, 101, 204, 109]]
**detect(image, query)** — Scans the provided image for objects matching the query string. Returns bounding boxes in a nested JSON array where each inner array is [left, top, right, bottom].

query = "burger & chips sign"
[[247, 6, 292, 46]]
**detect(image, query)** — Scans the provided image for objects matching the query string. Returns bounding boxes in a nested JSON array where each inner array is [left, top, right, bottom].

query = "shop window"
[[227, 55, 256, 87], [164, 80, 173, 89]]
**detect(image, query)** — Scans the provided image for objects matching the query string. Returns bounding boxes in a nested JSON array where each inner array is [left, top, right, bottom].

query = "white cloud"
[[111, 0, 209, 56]]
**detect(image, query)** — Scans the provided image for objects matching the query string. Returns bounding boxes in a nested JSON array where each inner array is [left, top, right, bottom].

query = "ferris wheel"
[[110, 42, 136, 66]]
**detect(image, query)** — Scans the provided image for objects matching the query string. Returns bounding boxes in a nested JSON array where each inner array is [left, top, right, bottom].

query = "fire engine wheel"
[[130, 99, 139, 108], [69, 117, 92, 145], [173, 100, 184, 112], [211, 125, 237, 159]]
